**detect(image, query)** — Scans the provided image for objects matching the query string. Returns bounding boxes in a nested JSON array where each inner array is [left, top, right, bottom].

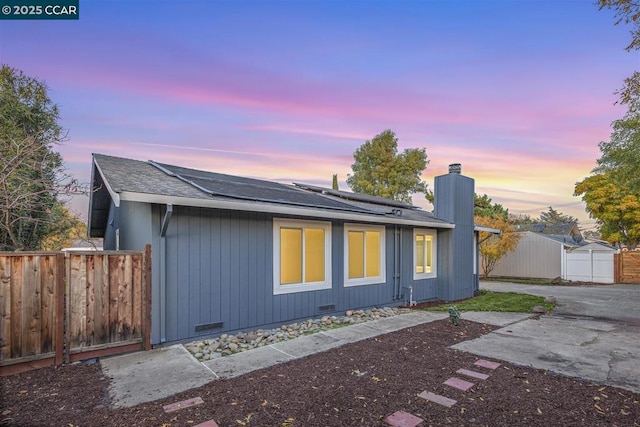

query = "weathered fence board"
[[614, 252, 640, 284], [0, 256, 12, 361], [0, 254, 62, 371], [0, 246, 151, 376], [67, 251, 148, 361]]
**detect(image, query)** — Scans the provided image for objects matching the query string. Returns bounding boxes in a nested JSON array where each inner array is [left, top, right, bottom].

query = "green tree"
[[594, 113, 640, 190], [0, 65, 69, 251], [598, 1, 640, 111], [428, 192, 510, 219], [474, 194, 509, 219], [347, 129, 428, 204], [332, 173, 339, 190], [509, 213, 534, 225], [537, 207, 578, 225], [574, 171, 640, 249], [39, 205, 88, 251]]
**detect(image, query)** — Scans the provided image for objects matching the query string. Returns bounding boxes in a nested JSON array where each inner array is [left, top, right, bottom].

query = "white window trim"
[[343, 224, 386, 287], [413, 228, 437, 280], [273, 218, 332, 295]]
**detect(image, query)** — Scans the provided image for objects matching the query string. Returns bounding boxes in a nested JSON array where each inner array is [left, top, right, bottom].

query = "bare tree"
[[1, 65, 71, 251]]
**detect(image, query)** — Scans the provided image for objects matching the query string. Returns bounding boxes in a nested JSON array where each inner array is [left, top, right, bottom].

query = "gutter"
[[116, 191, 456, 229]]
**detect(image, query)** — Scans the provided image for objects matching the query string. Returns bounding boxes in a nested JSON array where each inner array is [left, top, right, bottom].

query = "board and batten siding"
[[131, 205, 439, 344], [489, 232, 564, 279], [433, 171, 475, 301]]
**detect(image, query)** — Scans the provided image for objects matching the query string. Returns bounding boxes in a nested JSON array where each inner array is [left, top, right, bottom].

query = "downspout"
[[393, 226, 400, 300], [159, 204, 173, 343], [114, 205, 120, 250], [474, 232, 479, 292]]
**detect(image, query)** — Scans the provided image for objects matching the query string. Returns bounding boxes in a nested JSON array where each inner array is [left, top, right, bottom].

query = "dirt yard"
[[1, 319, 638, 426]]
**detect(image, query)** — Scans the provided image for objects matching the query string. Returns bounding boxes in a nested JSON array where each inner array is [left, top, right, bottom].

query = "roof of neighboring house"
[[516, 231, 583, 247], [515, 222, 580, 236], [571, 240, 618, 251], [89, 154, 455, 237]]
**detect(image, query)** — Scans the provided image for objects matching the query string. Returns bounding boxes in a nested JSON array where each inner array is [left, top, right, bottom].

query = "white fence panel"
[[564, 250, 615, 284]]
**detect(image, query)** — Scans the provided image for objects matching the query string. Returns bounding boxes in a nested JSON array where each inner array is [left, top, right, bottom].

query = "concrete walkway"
[[101, 282, 640, 408], [453, 281, 640, 394], [101, 310, 531, 408]]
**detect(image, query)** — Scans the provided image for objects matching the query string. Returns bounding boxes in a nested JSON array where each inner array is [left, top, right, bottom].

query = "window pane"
[[415, 234, 425, 273], [305, 228, 325, 282], [365, 231, 380, 277], [425, 235, 433, 273], [348, 231, 364, 279], [280, 228, 302, 284]]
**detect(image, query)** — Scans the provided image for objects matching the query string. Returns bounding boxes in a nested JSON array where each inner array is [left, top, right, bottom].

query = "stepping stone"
[[444, 377, 474, 391], [474, 359, 501, 370], [384, 410, 424, 427], [456, 368, 490, 380], [163, 396, 204, 413], [418, 391, 457, 408], [194, 421, 219, 427]]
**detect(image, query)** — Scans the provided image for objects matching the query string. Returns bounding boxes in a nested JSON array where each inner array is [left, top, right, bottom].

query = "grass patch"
[[425, 290, 555, 313], [481, 277, 558, 285]]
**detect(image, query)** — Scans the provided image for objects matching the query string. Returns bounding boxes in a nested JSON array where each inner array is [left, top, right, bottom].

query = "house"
[[89, 154, 484, 345], [487, 231, 581, 279]]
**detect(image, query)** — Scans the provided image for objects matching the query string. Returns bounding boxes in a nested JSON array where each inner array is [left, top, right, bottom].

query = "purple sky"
[[1, 1, 635, 229]]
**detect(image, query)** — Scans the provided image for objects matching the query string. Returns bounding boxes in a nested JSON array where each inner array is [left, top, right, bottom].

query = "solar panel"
[[292, 182, 416, 209], [152, 162, 379, 214]]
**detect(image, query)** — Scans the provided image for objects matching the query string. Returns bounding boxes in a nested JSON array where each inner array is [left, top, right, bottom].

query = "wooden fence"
[[614, 251, 640, 284], [0, 245, 151, 376]]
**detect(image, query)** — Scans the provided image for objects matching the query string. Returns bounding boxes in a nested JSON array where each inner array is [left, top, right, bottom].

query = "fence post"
[[614, 253, 620, 284], [64, 252, 72, 364], [54, 253, 65, 366], [143, 244, 152, 350]]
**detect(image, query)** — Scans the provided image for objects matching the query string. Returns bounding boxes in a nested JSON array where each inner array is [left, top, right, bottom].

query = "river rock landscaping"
[[184, 307, 410, 361]]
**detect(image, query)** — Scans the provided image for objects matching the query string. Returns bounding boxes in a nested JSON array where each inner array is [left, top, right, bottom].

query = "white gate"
[[562, 246, 617, 284]]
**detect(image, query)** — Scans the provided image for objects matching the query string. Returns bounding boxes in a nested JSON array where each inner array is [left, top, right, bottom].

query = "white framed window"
[[343, 224, 386, 287], [273, 218, 332, 295], [413, 229, 437, 280]]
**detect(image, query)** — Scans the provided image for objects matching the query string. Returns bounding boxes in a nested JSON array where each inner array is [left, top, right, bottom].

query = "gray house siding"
[[112, 204, 441, 344], [102, 200, 152, 252], [90, 155, 478, 345], [103, 201, 118, 250], [434, 171, 475, 301], [119, 201, 153, 251]]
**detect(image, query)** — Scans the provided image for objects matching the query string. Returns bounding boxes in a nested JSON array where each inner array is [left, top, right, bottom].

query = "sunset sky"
[[1, 1, 636, 230]]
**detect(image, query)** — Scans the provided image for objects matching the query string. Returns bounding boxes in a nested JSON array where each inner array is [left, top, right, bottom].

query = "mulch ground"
[[1, 319, 638, 427]]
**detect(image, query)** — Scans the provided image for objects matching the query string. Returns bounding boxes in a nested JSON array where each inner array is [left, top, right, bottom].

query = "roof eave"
[[474, 225, 501, 234], [93, 156, 121, 207]]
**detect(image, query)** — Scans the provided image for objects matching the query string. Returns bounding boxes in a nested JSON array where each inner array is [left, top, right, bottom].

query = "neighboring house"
[[89, 154, 486, 345], [486, 227, 620, 283], [62, 238, 104, 251], [487, 231, 581, 279]]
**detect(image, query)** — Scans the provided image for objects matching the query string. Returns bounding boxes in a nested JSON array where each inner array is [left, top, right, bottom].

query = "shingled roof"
[[89, 154, 453, 237]]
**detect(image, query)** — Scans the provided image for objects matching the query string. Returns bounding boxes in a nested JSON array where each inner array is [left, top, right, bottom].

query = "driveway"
[[452, 281, 640, 393]]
